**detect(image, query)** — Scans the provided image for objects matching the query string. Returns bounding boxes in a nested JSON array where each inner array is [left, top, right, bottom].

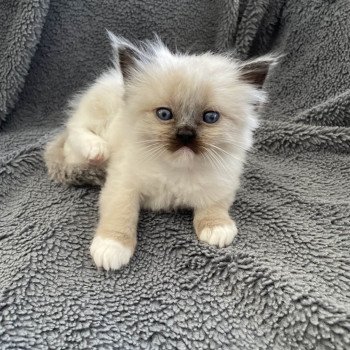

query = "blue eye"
[[156, 108, 173, 121], [203, 111, 220, 124]]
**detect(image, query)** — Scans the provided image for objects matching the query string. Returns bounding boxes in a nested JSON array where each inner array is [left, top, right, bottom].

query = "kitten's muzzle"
[[176, 127, 196, 146]]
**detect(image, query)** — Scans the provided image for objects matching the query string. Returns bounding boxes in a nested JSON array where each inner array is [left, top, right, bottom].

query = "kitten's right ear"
[[107, 30, 141, 81]]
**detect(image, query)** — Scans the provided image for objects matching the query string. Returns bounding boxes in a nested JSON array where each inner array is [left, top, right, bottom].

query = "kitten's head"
[[108, 32, 277, 168]]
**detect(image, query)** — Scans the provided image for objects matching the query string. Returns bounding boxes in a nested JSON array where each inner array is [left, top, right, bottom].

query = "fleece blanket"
[[1, 0, 349, 349]]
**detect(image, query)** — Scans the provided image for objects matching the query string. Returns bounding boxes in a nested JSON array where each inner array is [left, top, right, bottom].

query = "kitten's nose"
[[176, 127, 196, 145]]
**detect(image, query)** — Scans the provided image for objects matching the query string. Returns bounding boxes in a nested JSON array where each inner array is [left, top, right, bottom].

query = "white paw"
[[84, 139, 109, 164], [199, 223, 237, 248], [90, 236, 133, 270]]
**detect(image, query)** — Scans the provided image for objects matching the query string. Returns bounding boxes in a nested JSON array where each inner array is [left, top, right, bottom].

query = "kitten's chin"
[[168, 146, 195, 168]]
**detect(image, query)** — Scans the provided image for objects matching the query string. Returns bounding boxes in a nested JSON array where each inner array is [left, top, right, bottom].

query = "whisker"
[[219, 139, 250, 151], [208, 148, 232, 175], [206, 149, 226, 174], [220, 138, 275, 156], [202, 151, 218, 173], [146, 148, 166, 163], [202, 142, 244, 164], [140, 144, 166, 163], [137, 143, 163, 152], [134, 139, 166, 150], [207, 143, 237, 157]]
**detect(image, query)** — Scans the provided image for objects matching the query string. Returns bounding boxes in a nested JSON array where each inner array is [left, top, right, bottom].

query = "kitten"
[[44, 32, 276, 270]]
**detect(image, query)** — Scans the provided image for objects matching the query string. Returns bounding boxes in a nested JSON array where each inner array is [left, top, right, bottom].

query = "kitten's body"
[[45, 33, 276, 270]]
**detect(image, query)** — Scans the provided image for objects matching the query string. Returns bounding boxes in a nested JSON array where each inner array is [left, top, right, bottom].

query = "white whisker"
[[206, 149, 225, 174], [208, 148, 232, 175], [202, 141, 243, 164], [140, 144, 166, 163]]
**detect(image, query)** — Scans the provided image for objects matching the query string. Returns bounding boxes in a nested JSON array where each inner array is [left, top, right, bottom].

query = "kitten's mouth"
[[167, 139, 202, 155], [175, 146, 195, 154], [165, 139, 203, 166], [172, 145, 196, 163]]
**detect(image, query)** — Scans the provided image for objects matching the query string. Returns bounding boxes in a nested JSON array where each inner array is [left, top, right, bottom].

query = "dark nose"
[[176, 127, 196, 145]]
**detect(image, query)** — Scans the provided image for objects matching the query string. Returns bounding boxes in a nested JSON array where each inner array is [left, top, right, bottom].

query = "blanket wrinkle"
[[0, 0, 50, 123], [0, 0, 349, 349]]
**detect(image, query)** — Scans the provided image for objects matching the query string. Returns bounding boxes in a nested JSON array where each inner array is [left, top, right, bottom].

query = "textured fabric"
[[0, 0, 50, 123], [1, 0, 350, 349]]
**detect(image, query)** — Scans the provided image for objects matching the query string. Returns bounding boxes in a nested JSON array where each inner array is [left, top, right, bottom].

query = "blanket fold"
[[0, 0, 50, 123], [0, 0, 349, 349]]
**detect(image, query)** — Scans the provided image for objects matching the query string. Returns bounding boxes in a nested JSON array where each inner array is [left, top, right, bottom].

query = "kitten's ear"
[[238, 55, 279, 87], [107, 30, 141, 81]]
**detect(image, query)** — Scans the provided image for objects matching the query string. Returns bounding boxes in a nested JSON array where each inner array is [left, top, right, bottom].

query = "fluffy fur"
[[44, 32, 276, 270]]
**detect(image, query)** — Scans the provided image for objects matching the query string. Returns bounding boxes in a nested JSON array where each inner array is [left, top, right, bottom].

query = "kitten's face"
[[124, 54, 260, 167], [108, 33, 274, 168]]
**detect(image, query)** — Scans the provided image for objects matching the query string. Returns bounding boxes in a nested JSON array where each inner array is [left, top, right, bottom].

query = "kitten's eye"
[[156, 108, 173, 121], [203, 111, 220, 124]]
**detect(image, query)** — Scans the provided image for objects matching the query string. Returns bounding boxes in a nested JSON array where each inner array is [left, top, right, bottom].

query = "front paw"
[[90, 236, 133, 270], [84, 140, 109, 164], [198, 222, 237, 248]]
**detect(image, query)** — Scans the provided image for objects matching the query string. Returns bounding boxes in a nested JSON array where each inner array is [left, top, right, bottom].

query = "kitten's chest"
[[139, 168, 219, 210]]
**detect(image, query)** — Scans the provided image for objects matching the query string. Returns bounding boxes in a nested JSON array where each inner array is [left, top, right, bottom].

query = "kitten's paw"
[[84, 139, 109, 164], [90, 236, 133, 270], [198, 222, 237, 248]]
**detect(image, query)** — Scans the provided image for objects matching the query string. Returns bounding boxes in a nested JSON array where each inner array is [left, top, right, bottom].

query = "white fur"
[[90, 236, 133, 270], [199, 223, 238, 248], [65, 68, 123, 165], [45, 34, 276, 270]]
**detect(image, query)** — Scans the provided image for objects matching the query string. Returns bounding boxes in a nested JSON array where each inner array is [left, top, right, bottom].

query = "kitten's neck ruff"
[[135, 144, 245, 176]]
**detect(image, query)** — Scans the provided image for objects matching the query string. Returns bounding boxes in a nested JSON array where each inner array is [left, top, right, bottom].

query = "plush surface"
[[1, 0, 350, 349]]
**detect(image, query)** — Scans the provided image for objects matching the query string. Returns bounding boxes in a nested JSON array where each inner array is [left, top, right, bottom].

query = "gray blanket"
[[1, 0, 349, 349]]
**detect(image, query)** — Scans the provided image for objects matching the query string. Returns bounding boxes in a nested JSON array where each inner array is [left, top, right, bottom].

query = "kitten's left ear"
[[107, 30, 142, 81], [239, 55, 279, 87]]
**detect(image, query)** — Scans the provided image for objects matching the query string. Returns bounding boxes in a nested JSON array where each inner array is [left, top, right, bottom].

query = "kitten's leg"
[[44, 69, 122, 185], [65, 128, 109, 165], [193, 204, 237, 248], [65, 69, 123, 165], [90, 171, 139, 270], [44, 130, 106, 186]]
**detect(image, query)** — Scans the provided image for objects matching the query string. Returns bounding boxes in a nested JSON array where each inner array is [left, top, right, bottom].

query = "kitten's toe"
[[85, 140, 110, 164], [90, 236, 133, 270], [199, 222, 237, 248]]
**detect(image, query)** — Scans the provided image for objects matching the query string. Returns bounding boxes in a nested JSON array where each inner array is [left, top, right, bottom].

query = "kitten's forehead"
[[166, 68, 213, 106], [156, 54, 239, 90], [140, 54, 239, 108]]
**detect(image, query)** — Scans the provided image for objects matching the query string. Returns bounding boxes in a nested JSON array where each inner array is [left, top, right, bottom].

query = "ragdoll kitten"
[[44, 32, 276, 270]]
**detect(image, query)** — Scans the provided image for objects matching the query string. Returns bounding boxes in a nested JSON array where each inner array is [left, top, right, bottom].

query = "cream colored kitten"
[[45, 32, 276, 270]]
